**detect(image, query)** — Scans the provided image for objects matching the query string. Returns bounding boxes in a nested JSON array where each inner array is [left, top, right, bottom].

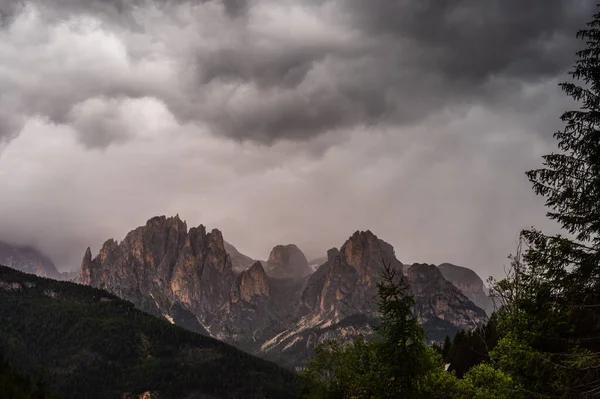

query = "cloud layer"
[[0, 0, 593, 277]]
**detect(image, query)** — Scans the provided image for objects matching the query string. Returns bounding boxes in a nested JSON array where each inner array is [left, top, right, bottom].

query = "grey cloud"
[[0, 0, 247, 23], [68, 97, 135, 149], [0, 0, 594, 145], [0, 0, 594, 281], [222, 0, 249, 18], [182, 0, 595, 142], [346, 0, 593, 81]]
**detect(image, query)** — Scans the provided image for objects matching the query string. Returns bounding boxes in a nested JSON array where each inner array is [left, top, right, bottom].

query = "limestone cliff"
[[232, 262, 270, 303], [406, 263, 487, 340], [80, 215, 234, 334], [80, 216, 303, 349]]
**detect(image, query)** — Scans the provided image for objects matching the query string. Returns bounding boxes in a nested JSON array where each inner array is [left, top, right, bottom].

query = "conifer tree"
[[493, 6, 600, 397], [374, 263, 432, 398]]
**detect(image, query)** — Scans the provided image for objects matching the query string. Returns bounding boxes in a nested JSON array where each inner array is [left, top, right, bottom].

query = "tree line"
[[300, 6, 600, 399]]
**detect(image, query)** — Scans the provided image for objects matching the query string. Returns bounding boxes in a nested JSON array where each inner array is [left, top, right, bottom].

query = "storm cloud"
[[0, 0, 594, 278]]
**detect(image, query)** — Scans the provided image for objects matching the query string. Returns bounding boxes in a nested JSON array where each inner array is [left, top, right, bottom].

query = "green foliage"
[[446, 314, 499, 378], [440, 336, 452, 362], [306, 6, 600, 398], [375, 263, 433, 398], [302, 262, 435, 399], [459, 364, 520, 399], [488, 6, 600, 397], [0, 266, 299, 399], [421, 352, 522, 399], [301, 336, 379, 399]]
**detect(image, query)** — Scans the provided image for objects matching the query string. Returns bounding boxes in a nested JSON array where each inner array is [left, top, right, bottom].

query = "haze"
[[0, 0, 593, 278]]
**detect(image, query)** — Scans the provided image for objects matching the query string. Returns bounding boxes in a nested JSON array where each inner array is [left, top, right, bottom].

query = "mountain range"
[[0, 241, 78, 281], [74, 215, 494, 368]]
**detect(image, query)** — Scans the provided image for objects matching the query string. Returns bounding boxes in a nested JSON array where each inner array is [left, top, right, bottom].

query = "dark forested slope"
[[0, 265, 299, 399]]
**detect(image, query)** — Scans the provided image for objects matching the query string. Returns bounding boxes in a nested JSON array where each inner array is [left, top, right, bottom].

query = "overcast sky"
[[0, 0, 594, 277]]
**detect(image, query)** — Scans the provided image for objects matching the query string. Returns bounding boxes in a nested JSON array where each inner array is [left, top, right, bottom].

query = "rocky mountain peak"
[[340, 230, 402, 280], [208, 228, 227, 250], [327, 248, 340, 264], [300, 232, 403, 319], [83, 247, 92, 264], [79, 220, 490, 368], [405, 263, 445, 294], [438, 263, 484, 290], [80, 215, 235, 317], [232, 261, 270, 303], [438, 263, 495, 315], [405, 263, 487, 337], [266, 244, 311, 279], [80, 247, 93, 283]]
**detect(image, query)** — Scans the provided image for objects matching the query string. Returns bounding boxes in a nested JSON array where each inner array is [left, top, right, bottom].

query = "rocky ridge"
[[80, 216, 488, 368]]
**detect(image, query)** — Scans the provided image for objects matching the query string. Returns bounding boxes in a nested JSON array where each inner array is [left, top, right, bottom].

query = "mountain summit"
[[80, 215, 488, 368], [266, 244, 312, 279]]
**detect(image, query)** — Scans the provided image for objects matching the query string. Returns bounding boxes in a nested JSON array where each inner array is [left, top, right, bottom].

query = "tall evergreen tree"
[[302, 262, 434, 399], [374, 263, 432, 398], [493, 6, 600, 398]]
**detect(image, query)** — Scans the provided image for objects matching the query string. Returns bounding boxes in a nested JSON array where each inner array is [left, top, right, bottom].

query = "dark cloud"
[[346, 0, 593, 81], [0, 0, 594, 144], [177, 0, 595, 142], [0, 0, 594, 279], [222, 0, 249, 18], [0, 0, 246, 31]]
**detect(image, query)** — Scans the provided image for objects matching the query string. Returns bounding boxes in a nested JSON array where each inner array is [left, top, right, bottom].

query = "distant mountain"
[[438, 263, 495, 315], [79, 215, 488, 369], [0, 265, 299, 399], [265, 244, 312, 279], [0, 241, 61, 280], [407, 263, 489, 340], [260, 232, 486, 367], [224, 240, 257, 272], [59, 269, 80, 281]]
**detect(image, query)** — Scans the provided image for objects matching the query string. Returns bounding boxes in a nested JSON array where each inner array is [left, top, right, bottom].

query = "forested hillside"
[[0, 265, 299, 399]]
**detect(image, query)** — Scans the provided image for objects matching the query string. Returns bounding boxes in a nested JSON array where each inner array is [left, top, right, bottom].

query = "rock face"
[[80, 217, 488, 369], [80, 215, 235, 335], [259, 231, 404, 366], [438, 263, 495, 315], [80, 216, 304, 349], [232, 262, 270, 303], [406, 263, 488, 341], [265, 244, 312, 279], [0, 241, 61, 280], [259, 232, 487, 367]]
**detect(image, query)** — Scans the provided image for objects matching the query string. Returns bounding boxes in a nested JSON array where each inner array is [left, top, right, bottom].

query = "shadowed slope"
[[0, 265, 299, 399]]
